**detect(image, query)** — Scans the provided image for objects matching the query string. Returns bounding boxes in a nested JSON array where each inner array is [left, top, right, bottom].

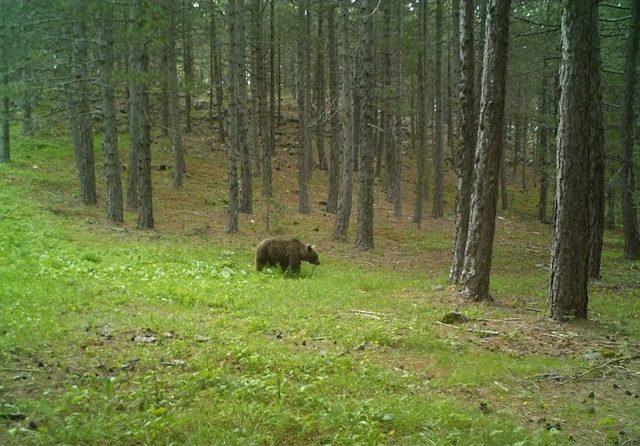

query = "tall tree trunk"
[[588, 0, 605, 278], [277, 43, 282, 125], [460, 0, 511, 301], [237, 0, 252, 213], [183, 1, 193, 133], [449, 0, 475, 283], [326, 3, 340, 213], [72, 0, 97, 205], [226, 0, 240, 233], [210, 2, 225, 142], [500, 121, 508, 210], [355, 0, 375, 250], [255, 0, 268, 178], [167, 2, 185, 189], [620, 0, 640, 260], [413, 0, 430, 226], [126, 8, 139, 211], [315, 10, 327, 170], [391, 1, 404, 218], [537, 59, 549, 224], [451, 0, 460, 153], [1, 78, 10, 163], [264, 0, 275, 197], [521, 112, 528, 191], [297, 0, 311, 214], [99, 4, 124, 223], [131, 0, 153, 229], [159, 45, 170, 137], [606, 171, 616, 229], [382, 3, 392, 198], [20, 69, 33, 137], [333, 0, 354, 241], [548, 0, 593, 321], [432, 0, 444, 218]]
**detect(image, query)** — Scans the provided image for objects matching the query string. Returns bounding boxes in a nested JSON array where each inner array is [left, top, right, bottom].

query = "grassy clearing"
[[1, 127, 639, 445]]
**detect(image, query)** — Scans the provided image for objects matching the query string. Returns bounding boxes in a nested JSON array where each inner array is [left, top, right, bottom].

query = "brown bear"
[[255, 238, 320, 273]]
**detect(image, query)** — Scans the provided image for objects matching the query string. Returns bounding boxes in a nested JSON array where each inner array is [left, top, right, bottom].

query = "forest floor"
[[1, 106, 640, 445]]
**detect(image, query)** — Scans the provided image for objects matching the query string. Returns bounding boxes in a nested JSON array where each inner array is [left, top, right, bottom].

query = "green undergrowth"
[[1, 131, 638, 445]]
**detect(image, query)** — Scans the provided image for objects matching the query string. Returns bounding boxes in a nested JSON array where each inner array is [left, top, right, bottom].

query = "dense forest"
[[1, 0, 640, 444]]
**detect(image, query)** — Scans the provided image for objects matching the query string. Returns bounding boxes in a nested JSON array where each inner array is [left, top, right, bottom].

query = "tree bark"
[[537, 59, 549, 224], [475, 0, 487, 118], [620, 0, 640, 260], [588, 0, 605, 278], [460, 0, 511, 301], [131, 0, 153, 229], [450, 0, 475, 283], [71, 0, 97, 205], [99, 4, 124, 223], [226, 0, 240, 233], [182, 1, 193, 133], [326, 3, 340, 213], [390, 1, 404, 218], [315, 9, 327, 170], [548, 0, 593, 321], [413, 0, 430, 226], [355, 0, 375, 250], [432, 0, 445, 218], [210, 1, 225, 142], [237, 0, 252, 213], [1, 79, 10, 163], [333, 0, 354, 241], [297, 0, 312, 214], [167, 2, 185, 189], [264, 0, 275, 197]]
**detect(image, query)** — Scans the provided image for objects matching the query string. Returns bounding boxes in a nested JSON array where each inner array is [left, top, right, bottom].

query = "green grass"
[[1, 129, 639, 445]]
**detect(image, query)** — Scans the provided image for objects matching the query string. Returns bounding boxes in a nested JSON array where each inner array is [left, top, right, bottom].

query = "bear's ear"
[[307, 244, 313, 252]]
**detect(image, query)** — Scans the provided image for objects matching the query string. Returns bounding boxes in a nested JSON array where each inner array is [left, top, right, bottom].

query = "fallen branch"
[[474, 317, 522, 323], [525, 307, 543, 313], [435, 321, 500, 336], [348, 310, 385, 318], [553, 354, 640, 387]]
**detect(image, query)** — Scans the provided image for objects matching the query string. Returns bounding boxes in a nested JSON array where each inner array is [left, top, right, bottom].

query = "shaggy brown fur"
[[255, 238, 320, 273]]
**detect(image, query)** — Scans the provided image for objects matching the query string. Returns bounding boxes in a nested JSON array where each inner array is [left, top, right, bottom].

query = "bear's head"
[[303, 244, 320, 265]]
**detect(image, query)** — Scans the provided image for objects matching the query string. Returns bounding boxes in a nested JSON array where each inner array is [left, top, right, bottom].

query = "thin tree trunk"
[[432, 0, 444, 218], [548, 0, 593, 321], [355, 0, 375, 250], [333, 0, 354, 241], [159, 45, 170, 137], [500, 121, 508, 210], [537, 59, 549, 224], [413, 0, 430, 226], [1, 78, 10, 163], [277, 43, 282, 125], [620, 0, 640, 260], [297, 0, 311, 214], [451, 0, 460, 154], [391, 1, 404, 218], [460, 0, 511, 302], [210, 2, 225, 142], [315, 10, 327, 170], [450, 0, 475, 283], [72, 0, 97, 205], [226, 0, 240, 233], [131, 0, 153, 229], [20, 69, 33, 137], [264, 0, 275, 196], [521, 113, 528, 191], [326, 3, 340, 213], [606, 171, 616, 229], [183, 1, 193, 133], [126, 8, 138, 212], [382, 4, 392, 198], [237, 0, 252, 213], [99, 5, 123, 223], [167, 2, 185, 189], [588, 0, 605, 278]]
